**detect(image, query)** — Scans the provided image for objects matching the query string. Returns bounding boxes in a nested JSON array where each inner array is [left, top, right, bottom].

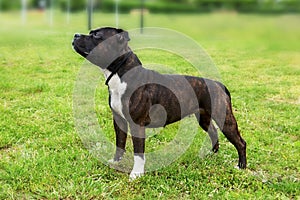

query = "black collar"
[[105, 51, 133, 86]]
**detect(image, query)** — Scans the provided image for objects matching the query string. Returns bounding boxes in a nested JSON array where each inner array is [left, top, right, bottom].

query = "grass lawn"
[[0, 11, 299, 199]]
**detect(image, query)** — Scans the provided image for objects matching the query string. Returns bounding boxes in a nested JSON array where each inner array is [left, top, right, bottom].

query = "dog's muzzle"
[[74, 33, 81, 39], [72, 34, 90, 57], [72, 33, 81, 46]]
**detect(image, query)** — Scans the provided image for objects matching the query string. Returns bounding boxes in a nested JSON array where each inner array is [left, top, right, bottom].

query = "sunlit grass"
[[0, 11, 299, 199]]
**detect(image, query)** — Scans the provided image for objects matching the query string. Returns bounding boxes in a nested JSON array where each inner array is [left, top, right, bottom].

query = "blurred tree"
[[59, 0, 85, 12], [1, 0, 21, 10], [0, 0, 298, 13], [161, 0, 188, 3]]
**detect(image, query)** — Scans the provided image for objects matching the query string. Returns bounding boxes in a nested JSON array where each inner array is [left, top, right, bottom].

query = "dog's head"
[[72, 27, 130, 67]]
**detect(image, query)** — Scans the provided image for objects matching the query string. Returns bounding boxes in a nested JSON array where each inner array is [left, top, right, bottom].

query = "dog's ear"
[[116, 29, 130, 42]]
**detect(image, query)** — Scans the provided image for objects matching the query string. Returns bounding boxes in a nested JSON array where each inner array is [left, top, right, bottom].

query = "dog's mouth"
[[72, 41, 90, 57]]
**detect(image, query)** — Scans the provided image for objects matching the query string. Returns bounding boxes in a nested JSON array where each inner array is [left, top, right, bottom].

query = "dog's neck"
[[104, 51, 142, 85]]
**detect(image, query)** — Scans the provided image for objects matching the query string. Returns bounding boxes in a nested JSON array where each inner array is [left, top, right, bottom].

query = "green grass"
[[0, 11, 300, 199]]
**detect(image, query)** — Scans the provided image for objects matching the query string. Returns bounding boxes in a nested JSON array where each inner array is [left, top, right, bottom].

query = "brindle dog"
[[72, 27, 246, 180]]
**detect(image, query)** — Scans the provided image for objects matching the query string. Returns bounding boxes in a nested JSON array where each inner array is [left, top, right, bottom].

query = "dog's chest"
[[106, 73, 127, 118]]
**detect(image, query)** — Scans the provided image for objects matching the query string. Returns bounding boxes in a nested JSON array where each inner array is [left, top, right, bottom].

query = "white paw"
[[129, 155, 145, 181], [108, 158, 121, 164], [108, 159, 115, 164], [129, 170, 144, 181], [234, 165, 241, 170]]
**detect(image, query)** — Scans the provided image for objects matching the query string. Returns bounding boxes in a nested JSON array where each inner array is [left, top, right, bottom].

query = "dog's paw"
[[108, 154, 124, 164], [129, 170, 144, 181], [129, 155, 145, 181], [108, 157, 122, 164], [212, 141, 219, 153], [108, 159, 117, 164]]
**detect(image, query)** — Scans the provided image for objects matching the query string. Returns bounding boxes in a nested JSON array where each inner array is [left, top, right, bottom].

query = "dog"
[[72, 27, 246, 180]]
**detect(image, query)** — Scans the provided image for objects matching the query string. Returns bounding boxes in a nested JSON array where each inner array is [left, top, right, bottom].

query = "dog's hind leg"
[[195, 112, 219, 153], [214, 106, 247, 169], [111, 114, 128, 162]]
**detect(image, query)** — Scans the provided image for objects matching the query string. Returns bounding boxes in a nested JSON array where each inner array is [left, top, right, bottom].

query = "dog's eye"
[[92, 33, 103, 39]]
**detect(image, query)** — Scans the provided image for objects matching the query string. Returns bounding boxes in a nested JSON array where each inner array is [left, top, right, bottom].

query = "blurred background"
[[1, 0, 300, 13], [0, 0, 299, 40], [1, 0, 299, 30]]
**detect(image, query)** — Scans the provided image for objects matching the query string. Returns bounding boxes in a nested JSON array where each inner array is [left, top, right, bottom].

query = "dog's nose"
[[74, 33, 81, 39]]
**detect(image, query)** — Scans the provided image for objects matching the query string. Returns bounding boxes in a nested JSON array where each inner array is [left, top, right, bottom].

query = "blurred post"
[[140, 0, 145, 33], [87, 0, 93, 30], [21, 0, 27, 25], [67, 0, 70, 24], [49, 0, 53, 26], [115, 0, 119, 28], [38, 0, 46, 11]]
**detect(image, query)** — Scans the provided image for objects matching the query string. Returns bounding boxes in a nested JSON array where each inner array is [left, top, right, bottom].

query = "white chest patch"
[[103, 69, 127, 118]]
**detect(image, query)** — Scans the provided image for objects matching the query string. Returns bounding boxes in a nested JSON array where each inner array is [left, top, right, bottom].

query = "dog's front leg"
[[111, 114, 128, 162], [129, 124, 146, 180]]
